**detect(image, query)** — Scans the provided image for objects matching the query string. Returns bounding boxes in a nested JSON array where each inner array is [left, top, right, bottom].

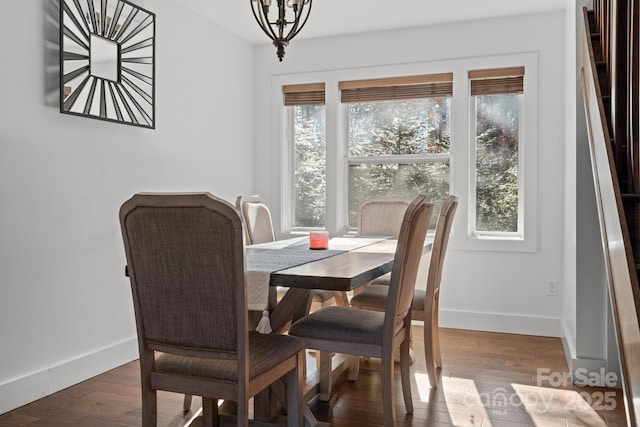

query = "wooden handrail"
[[582, 7, 640, 426]]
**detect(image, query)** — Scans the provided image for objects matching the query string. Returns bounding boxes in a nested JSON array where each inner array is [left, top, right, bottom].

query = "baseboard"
[[439, 309, 562, 337], [560, 317, 577, 370], [0, 337, 138, 415], [559, 318, 619, 387]]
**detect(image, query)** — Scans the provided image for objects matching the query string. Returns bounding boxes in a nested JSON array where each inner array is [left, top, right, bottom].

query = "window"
[[284, 83, 326, 229], [340, 74, 453, 228], [276, 54, 536, 251], [469, 67, 524, 237]]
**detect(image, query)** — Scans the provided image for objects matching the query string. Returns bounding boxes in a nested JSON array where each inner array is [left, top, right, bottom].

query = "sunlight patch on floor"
[[511, 383, 608, 427], [414, 372, 613, 426], [414, 372, 434, 402], [415, 372, 493, 426]]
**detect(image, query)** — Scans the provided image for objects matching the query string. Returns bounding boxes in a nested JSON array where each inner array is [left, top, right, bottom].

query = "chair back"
[[119, 193, 247, 361], [428, 195, 458, 295], [237, 197, 276, 245], [358, 197, 412, 237], [384, 195, 434, 338]]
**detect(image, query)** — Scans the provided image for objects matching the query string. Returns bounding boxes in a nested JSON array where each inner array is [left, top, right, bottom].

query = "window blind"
[[339, 73, 453, 103], [283, 83, 325, 106], [469, 66, 525, 96]]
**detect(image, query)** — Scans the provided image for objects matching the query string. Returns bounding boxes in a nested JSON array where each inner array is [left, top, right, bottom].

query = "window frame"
[[344, 95, 453, 230], [273, 52, 538, 252], [469, 93, 525, 240], [284, 104, 329, 232]]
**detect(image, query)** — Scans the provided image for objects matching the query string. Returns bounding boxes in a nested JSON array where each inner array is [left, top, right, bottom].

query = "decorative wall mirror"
[[60, 0, 155, 128]]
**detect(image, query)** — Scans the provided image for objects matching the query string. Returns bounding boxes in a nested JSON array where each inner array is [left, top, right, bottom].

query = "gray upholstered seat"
[[288, 306, 386, 345], [155, 331, 303, 382], [288, 194, 434, 427], [349, 282, 426, 313], [350, 195, 458, 388], [120, 192, 305, 427]]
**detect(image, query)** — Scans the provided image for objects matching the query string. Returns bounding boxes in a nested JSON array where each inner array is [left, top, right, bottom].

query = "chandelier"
[[250, 0, 313, 62]]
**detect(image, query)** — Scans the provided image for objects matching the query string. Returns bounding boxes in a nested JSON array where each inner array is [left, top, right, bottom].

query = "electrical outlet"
[[547, 280, 559, 296]]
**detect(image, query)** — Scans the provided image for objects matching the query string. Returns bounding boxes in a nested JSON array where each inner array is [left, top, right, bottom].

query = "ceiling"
[[174, 0, 568, 45]]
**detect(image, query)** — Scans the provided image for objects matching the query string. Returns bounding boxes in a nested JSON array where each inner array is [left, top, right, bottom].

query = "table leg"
[[254, 287, 312, 423], [269, 288, 312, 333], [253, 387, 280, 423]]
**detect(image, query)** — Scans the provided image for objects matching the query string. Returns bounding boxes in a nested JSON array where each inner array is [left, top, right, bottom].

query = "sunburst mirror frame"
[[60, 0, 155, 128]]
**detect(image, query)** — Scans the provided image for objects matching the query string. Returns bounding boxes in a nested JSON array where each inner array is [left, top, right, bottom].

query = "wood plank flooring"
[[0, 327, 628, 426]]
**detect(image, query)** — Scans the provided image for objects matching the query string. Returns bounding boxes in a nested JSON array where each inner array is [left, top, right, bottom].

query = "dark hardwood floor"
[[0, 327, 628, 426]]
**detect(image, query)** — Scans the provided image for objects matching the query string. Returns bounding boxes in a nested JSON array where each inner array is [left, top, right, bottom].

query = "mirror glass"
[[90, 35, 118, 81], [60, 0, 155, 128]]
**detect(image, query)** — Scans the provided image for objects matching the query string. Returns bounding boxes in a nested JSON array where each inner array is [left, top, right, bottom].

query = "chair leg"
[[425, 293, 442, 388], [381, 353, 396, 427], [424, 336, 438, 388], [314, 350, 320, 375], [202, 398, 219, 427], [286, 352, 304, 427], [183, 394, 193, 412], [318, 351, 332, 401], [141, 387, 157, 427], [433, 295, 442, 368], [400, 338, 413, 414], [348, 355, 360, 381], [237, 396, 249, 427], [394, 330, 415, 364]]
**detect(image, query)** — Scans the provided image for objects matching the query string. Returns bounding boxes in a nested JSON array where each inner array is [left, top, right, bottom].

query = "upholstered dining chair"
[[235, 196, 276, 246], [358, 196, 413, 238], [350, 195, 458, 388], [119, 192, 305, 427], [353, 196, 413, 297], [288, 194, 434, 427]]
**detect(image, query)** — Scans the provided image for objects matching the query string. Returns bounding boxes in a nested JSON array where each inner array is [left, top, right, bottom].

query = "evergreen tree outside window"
[[469, 67, 524, 236], [340, 74, 453, 228], [284, 83, 326, 228]]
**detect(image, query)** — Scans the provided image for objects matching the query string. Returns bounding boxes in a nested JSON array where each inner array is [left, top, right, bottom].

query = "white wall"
[[563, 0, 620, 380], [254, 11, 567, 337], [562, 0, 581, 361], [0, 0, 255, 413]]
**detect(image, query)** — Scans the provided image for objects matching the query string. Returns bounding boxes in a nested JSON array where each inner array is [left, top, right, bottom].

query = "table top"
[[271, 239, 399, 291], [245, 236, 390, 310]]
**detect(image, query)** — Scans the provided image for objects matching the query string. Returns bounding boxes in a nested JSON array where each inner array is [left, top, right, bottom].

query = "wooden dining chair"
[[349, 196, 413, 371], [353, 196, 413, 298], [358, 196, 413, 238], [119, 192, 305, 427], [350, 195, 458, 388], [288, 194, 434, 427], [235, 196, 276, 245]]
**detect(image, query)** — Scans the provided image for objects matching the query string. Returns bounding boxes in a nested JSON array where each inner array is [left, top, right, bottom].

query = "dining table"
[[246, 236, 399, 330], [245, 234, 433, 426]]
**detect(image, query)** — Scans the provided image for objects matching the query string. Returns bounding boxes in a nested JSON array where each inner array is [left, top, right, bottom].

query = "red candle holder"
[[309, 231, 329, 249]]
